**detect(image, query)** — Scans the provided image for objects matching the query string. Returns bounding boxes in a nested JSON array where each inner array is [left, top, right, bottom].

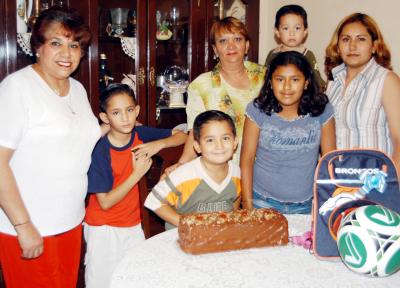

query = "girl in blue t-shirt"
[[240, 51, 336, 214]]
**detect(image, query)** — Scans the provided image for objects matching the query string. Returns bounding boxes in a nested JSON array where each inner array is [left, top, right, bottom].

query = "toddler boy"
[[265, 4, 325, 90]]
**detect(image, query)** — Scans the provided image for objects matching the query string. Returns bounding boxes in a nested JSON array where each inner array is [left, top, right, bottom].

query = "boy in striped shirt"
[[145, 110, 241, 229]]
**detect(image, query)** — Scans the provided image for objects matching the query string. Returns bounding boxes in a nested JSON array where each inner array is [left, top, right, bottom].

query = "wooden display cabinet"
[[147, 0, 206, 128], [0, 0, 259, 128], [83, 0, 148, 124]]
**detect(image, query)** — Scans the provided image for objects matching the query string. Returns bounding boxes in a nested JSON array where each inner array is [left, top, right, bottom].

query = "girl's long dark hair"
[[254, 51, 328, 117]]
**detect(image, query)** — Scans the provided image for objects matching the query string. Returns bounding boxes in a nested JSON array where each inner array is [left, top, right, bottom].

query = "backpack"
[[312, 149, 400, 260]]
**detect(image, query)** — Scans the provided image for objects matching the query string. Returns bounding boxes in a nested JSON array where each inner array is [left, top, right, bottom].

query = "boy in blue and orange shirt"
[[83, 83, 187, 288]]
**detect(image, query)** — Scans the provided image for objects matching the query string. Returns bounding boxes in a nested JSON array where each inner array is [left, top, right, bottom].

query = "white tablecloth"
[[111, 215, 400, 288]]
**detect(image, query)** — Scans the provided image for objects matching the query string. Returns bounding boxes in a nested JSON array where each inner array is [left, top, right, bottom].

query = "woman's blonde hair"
[[325, 13, 391, 80], [210, 16, 250, 45]]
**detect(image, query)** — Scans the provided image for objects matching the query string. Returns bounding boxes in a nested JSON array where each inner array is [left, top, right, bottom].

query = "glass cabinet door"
[[214, 0, 247, 23], [98, 0, 137, 85], [96, 0, 138, 117], [209, 0, 259, 69], [92, 0, 147, 124], [147, 0, 190, 128]]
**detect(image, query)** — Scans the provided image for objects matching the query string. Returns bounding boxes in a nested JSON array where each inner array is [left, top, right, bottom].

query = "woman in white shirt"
[[0, 7, 100, 287]]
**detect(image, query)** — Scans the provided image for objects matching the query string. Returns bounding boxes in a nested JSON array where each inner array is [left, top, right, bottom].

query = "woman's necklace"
[[52, 87, 61, 96], [33, 64, 70, 96], [220, 66, 250, 90], [33, 64, 75, 115], [62, 94, 76, 115], [47, 79, 69, 97], [220, 65, 246, 78]]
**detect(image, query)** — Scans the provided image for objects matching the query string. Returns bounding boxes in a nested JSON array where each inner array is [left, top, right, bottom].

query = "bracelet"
[[13, 220, 30, 228]]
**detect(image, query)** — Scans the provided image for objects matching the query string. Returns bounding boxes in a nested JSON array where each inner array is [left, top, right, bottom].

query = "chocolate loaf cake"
[[178, 208, 288, 254]]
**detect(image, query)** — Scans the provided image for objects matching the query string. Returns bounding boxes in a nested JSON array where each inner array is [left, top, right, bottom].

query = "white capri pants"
[[83, 223, 145, 288]]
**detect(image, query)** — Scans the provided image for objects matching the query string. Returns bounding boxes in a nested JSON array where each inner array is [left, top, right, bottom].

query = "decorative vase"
[[27, 0, 40, 31], [16, 0, 31, 33]]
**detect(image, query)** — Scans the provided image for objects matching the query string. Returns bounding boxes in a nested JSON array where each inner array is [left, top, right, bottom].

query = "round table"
[[111, 215, 400, 288]]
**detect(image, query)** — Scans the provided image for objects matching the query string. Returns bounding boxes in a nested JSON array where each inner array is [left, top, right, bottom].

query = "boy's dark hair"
[[275, 4, 308, 29], [99, 83, 137, 113], [193, 110, 236, 142], [254, 51, 328, 117]]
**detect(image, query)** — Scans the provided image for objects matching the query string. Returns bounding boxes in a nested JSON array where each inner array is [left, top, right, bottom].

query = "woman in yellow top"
[[177, 17, 266, 166]]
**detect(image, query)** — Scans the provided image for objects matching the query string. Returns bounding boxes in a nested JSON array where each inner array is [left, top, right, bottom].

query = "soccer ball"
[[337, 205, 400, 277]]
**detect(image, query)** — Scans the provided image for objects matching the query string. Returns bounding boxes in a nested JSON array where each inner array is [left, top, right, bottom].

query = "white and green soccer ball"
[[337, 205, 400, 277]]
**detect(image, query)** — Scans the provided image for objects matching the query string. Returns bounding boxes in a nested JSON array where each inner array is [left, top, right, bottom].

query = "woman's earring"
[[35, 53, 40, 58], [213, 54, 219, 61]]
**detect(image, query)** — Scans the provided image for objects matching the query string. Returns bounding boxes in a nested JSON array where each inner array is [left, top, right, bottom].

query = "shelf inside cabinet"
[[97, 0, 137, 82], [99, 36, 136, 59], [157, 105, 186, 110], [156, 106, 187, 129], [156, 39, 187, 46], [99, 36, 121, 42], [98, 37, 136, 84]]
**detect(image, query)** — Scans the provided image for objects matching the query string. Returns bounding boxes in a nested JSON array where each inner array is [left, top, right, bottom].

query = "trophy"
[[164, 66, 188, 108], [109, 8, 129, 36]]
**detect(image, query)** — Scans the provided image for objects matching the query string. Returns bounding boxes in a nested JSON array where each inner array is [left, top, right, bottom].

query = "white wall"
[[258, 0, 400, 77]]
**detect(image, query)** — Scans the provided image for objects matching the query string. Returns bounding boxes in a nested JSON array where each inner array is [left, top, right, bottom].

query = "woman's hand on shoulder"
[[161, 129, 196, 180], [161, 161, 184, 180], [100, 123, 110, 136]]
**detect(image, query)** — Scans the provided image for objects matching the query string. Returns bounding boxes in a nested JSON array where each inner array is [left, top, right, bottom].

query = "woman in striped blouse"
[[325, 13, 400, 174]]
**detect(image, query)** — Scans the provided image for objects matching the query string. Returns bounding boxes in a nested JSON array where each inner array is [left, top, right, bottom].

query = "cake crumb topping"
[[180, 208, 281, 226]]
